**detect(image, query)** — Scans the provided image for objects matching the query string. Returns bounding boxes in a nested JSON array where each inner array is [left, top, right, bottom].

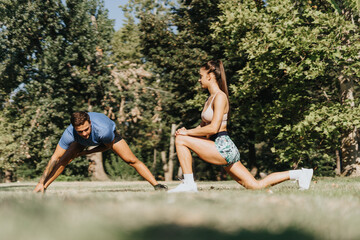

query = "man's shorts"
[[114, 130, 123, 143], [96, 130, 122, 148]]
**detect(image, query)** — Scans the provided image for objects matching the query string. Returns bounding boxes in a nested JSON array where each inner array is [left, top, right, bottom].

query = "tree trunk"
[[119, 96, 126, 123], [151, 149, 157, 172], [87, 147, 110, 181], [4, 170, 13, 183], [248, 131, 258, 177], [335, 149, 341, 176], [166, 123, 177, 181], [161, 123, 178, 181], [341, 128, 360, 176], [161, 151, 169, 180], [339, 75, 360, 176], [177, 166, 183, 180]]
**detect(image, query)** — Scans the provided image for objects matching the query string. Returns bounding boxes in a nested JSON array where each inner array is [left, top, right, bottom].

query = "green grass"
[[0, 177, 359, 240]]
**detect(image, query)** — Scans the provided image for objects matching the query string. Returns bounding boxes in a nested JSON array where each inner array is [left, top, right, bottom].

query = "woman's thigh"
[[177, 135, 227, 165]]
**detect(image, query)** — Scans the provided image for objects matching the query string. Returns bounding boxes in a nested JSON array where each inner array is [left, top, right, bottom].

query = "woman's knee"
[[175, 135, 190, 146], [243, 180, 264, 190]]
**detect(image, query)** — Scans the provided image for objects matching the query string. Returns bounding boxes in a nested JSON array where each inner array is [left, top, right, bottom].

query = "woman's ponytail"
[[201, 60, 229, 100], [218, 60, 229, 100]]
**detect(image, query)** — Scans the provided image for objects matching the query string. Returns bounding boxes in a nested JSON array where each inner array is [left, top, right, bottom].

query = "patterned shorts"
[[210, 132, 240, 167]]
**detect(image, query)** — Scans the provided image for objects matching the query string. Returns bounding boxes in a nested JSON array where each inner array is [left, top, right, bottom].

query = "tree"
[[322, 0, 360, 175], [126, 0, 231, 180], [0, 0, 114, 181], [106, 1, 181, 180], [0, 110, 19, 182], [212, 0, 360, 175]]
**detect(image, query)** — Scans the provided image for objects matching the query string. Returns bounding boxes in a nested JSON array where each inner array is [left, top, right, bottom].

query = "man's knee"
[[123, 157, 138, 166]]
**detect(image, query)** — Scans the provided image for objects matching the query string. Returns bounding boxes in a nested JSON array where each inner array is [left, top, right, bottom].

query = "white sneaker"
[[298, 168, 313, 190], [168, 181, 198, 193]]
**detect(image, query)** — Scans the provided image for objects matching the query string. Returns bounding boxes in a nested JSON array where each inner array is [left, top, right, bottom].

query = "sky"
[[103, 0, 129, 31]]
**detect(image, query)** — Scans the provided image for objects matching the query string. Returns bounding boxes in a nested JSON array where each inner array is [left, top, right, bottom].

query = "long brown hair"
[[201, 60, 229, 100]]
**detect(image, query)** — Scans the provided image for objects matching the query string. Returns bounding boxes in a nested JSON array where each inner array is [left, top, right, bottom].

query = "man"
[[34, 111, 167, 193]]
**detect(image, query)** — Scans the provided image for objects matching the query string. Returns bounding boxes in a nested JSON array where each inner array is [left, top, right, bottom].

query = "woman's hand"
[[175, 127, 188, 136]]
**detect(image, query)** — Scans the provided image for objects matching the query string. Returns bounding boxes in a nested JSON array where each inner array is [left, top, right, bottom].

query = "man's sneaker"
[[168, 181, 198, 193], [154, 184, 168, 191], [298, 168, 313, 190]]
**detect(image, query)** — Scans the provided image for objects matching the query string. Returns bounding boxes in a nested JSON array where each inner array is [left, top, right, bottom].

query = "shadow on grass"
[[0, 184, 34, 192], [129, 224, 315, 240], [91, 189, 148, 192]]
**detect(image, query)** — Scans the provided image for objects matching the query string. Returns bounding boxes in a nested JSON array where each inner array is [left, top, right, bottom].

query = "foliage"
[[105, 22, 170, 179], [125, 0, 232, 179], [212, 0, 360, 174], [275, 102, 360, 175], [2, 0, 360, 180], [0, 0, 114, 180], [103, 150, 139, 180], [111, 17, 143, 64], [0, 111, 19, 172]]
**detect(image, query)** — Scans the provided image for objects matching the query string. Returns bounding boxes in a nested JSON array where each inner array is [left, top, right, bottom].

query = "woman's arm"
[[177, 93, 228, 137]]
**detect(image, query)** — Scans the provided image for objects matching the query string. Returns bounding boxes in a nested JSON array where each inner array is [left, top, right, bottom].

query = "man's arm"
[[34, 142, 85, 193], [34, 145, 66, 193]]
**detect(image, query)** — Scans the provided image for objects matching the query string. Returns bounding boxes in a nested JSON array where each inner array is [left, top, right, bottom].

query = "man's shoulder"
[[62, 124, 75, 138], [88, 112, 106, 117], [88, 112, 110, 121], [59, 124, 76, 149], [89, 112, 114, 125]]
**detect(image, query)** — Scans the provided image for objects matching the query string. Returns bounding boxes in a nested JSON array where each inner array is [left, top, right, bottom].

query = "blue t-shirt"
[[58, 112, 116, 150]]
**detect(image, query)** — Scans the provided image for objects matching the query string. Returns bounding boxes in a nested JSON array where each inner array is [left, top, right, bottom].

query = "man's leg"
[[111, 139, 159, 186]]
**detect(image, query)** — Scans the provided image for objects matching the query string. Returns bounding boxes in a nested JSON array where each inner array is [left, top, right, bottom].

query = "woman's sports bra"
[[201, 92, 228, 125]]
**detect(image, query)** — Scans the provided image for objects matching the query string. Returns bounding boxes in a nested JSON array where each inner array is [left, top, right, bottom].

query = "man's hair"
[[71, 111, 90, 127]]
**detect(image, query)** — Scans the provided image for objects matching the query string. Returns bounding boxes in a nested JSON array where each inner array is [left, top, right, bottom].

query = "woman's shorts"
[[210, 131, 240, 167]]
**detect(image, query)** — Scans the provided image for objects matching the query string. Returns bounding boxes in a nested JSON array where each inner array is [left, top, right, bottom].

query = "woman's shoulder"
[[214, 91, 228, 101]]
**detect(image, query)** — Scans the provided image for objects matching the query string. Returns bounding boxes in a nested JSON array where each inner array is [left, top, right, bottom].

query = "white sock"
[[183, 174, 194, 184], [289, 170, 302, 180]]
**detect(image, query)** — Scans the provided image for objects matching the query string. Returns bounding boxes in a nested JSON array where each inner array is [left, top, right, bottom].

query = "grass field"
[[0, 177, 359, 240]]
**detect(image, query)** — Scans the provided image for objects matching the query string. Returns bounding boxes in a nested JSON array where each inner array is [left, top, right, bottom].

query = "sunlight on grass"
[[0, 178, 359, 240]]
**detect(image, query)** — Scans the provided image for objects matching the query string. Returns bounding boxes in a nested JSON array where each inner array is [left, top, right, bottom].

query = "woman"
[[168, 60, 313, 193]]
